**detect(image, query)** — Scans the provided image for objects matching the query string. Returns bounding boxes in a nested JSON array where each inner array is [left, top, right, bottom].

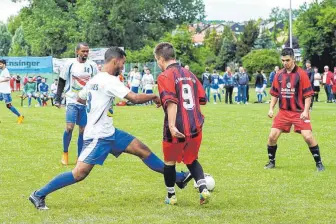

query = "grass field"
[[1, 91, 336, 224]]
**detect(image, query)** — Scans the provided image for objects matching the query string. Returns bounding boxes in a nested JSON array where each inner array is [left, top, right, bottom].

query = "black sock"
[[187, 160, 206, 193], [309, 145, 322, 164], [267, 145, 277, 162], [164, 164, 176, 198]]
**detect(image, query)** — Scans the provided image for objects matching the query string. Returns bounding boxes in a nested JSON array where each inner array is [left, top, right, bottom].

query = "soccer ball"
[[193, 173, 215, 191]]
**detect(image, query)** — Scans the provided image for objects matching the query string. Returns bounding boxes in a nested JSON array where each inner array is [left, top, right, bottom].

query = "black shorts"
[[313, 86, 320, 92]]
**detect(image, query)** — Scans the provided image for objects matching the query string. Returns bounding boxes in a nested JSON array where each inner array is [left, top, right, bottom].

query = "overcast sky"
[[0, 0, 315, 23]]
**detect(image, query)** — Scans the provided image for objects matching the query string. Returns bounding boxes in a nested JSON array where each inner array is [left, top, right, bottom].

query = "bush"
[[242, 49, 281, 75]]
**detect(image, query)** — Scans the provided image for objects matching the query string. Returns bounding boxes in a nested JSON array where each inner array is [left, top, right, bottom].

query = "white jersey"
[[129, 71, 141, 87], [141, 74, 154, 90], [0, 68, 11, 94], [59, 59, 98, 105], [314, 73, 321, 86], [78, 72, 131, 140], [50, 83, 57, 94]]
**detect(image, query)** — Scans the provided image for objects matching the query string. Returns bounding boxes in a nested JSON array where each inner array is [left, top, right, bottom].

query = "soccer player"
[[201, 68, 211, 102], [24, 77, 40, 107], [128, 66, 141, 93], [210, 70, 221, 104], [141, 68, 155, 105], [265, 48, 325, 172], [154, 42, 210, 205], [0, 59, 24, 124], [49, 79, 58, 106], [54, 42, 99, 165], [29, 47, 191, 210], [38, 78, 49, 106]]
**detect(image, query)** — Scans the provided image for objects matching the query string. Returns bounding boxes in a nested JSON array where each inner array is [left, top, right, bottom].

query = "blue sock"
[[218, 93, 221, 102], [28, 97, 32, 106], [37, 97, 42, 106], [8, 106, 20, 117], [142, 153, 185, 182], [35, 172, 76, 197], [77, 133, 84, 157], [63, 130, 73, 153], [214, 94, 217, 102]]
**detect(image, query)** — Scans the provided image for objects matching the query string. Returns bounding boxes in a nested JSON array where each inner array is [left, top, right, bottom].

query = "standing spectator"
[[255, 71, 264, 103], [245, 69, 251, 102], [10, 76, 15, 92], [332, 72, 336, 102], [261, 70, 267, 97], [202, 68, 211, 102], [141, 68, 155, 105], [234, 67, 249, 104], [210, 69, 221, 104], [322, 66, 334, 103], [218, 72, 224, 95], [313, 67, 321, 102], [38, 78, 49, 106], [223, 67, 234, 104], [15, 75, 21, 91], [128, 66, 141, 93], [305, 60, 315, 109], [269, 66, 279, 86], [50, 79, 58, 106]]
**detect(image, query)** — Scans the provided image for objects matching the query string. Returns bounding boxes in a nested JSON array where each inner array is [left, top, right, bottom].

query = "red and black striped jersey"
[[270, 65, 314, 112], [157, 63, 206, 143]]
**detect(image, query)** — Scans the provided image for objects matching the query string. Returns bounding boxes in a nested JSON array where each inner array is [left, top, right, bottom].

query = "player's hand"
[[300, 111, 309, 120], [268, 109, 274, 118], [153, 95, 161, 108], [169, 126, 185, 138]]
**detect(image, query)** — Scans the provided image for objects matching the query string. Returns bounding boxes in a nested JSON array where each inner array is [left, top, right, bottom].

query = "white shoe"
[[213, 102, 217, 104], [245, 102, 248, 105], [35, 104, 41, 107]]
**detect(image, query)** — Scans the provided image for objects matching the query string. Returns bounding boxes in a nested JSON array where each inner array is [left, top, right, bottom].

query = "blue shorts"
[[145, 89, 153, 94], [131, 86, 139, 93], [66, 103, 87, 127], [78, 129, 135, 165], [0, 93, 12, 104]]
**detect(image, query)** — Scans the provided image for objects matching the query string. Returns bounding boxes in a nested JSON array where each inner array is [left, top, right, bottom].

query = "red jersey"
[[326, 71, 334, 85], [157, 63, 206, 143], [270, 65, 314, 112]]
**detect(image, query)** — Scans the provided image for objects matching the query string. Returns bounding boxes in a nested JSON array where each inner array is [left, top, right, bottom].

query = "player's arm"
[[0, 77, 10, 83], [166, 101, 185, 138], [124, 92, 160, 105]]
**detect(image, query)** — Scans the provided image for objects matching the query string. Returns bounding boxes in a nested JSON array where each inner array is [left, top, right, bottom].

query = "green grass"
[[1, 91, 336, 224]]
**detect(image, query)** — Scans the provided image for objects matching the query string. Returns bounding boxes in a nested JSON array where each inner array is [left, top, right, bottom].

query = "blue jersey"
[[202, 72, 211, 86], [211, 74, 220, 89], [219, 75, 224, 85], [38, 83, 49, 93]]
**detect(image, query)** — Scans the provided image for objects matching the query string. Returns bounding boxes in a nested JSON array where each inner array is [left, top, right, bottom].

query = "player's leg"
[[27, 93, 32, 107], [163, 160, 178, 204], [77, 105, 87, 157], [34, 93, 42, 106], [206, 85, 210, 102], [212, 89, 217, 104], [217, 90, 222, 102], [62, 104, 77, 165], [300, 130, 324, 171], [237, 85, 242, 103], [30, 161, 95, 210], [265, 128, 282, 169]]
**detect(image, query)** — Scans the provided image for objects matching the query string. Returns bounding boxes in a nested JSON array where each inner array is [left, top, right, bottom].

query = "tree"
[[0, 23, 12, 56], [253, 31, 276, 49], [242, 49, 281, 75], [216, 26, 236, 70], [203, 29, 222, 56], [235, 20, 259, 62], [8, 26, 31, 56], [295, 0, 336, 69]]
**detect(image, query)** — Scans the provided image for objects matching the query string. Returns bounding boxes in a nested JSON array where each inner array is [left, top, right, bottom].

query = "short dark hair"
[[76, 42, 89, 51], [154, 42, 175, 61], [105, 47, 126, 62], [0, 59, 6, 65], [281, 48, 295, 58], [133, 65, 138, 69]]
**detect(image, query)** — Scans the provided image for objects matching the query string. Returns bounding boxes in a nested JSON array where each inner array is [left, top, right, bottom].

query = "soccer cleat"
[[29, 191, 49, 210], [61, 152, 68, 165], [17, 115, 24, 124], [176, 171, 192, 189], [264, 161, 275, 169], [165, 195, 177, 205], [200, 189, 211, 205], [316, 162, 325, 172]]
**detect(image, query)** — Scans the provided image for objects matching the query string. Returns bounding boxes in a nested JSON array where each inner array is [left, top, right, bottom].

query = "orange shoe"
[[61, 152, 68, 165], [17, 115, 24, 124]]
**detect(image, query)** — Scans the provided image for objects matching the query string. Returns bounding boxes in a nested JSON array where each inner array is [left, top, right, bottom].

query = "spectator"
[[210, 69, 221, 104], [24, 77, 41, 107], [313, 67, 321, 102], [38, 78, 49, 106], [128, 66, 141, 93], [50, 79, 58, 106], [255, 70, 264, 103], [234, 67, 249, 104], [322, 66, 334, 103], [261, 70, 267, 97], [223, 66, 234, 104], [332, 71, 336, 102], [10, 76, 15, 92], [269, 66, 279, 86], [305, 60, 315, 109], [202, 68, 211, 102], [15, 75, 21, 91]]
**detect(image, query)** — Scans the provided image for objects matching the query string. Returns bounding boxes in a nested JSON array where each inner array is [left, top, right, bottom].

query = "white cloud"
[[0, 0, 28, 23]]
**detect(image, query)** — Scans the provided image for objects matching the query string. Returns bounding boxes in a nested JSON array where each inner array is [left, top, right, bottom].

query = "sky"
[[0, 0, 316, 23]]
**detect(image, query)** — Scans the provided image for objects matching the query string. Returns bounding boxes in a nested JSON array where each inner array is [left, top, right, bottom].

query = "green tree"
[[8, 26, 31, 56], [253, 31, 276, 49], [203, 29, 222, 56], [236, 20, 259, 62], [0, 23, 12, 56], [216, 26, 236, 70], [242, 49, 281, 75]]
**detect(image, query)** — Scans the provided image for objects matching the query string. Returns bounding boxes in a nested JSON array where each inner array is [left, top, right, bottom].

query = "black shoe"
[[316, 162, 325, 172], [264, 161, 275, 169], [176, 171, 192, 189], [29, 191, 49, 210]]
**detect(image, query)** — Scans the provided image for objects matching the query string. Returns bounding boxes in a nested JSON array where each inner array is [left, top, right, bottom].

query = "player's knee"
[[79, 127, 85, 133], [303, 133, 314, 144], [73, 168, 90, 182], [268, 134, 278, 144], [6, 103, 12, 109], [66, 125, 75, 133]]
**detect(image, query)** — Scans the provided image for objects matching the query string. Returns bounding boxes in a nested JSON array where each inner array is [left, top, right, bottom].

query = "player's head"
[[0, 59, 6, 69], [145, 68, 151, 74], [213, 69, 217, 74], [104, 47, 126, 76], [314, 67, 318, 73], [76, 42, 89, 63], [28, 77, 33, 82], [281, 48, 295, 70], [42, 78, 46, 83], [305, 60, 311, 68], [185, 65, 190, 70], [133, 65, 138, 72], [239, 67, 244, 73], [97, 64, 102, 72], [324, 65, 329, 72], [226, 66, 231, 73], [153, 42, 176, 71]]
